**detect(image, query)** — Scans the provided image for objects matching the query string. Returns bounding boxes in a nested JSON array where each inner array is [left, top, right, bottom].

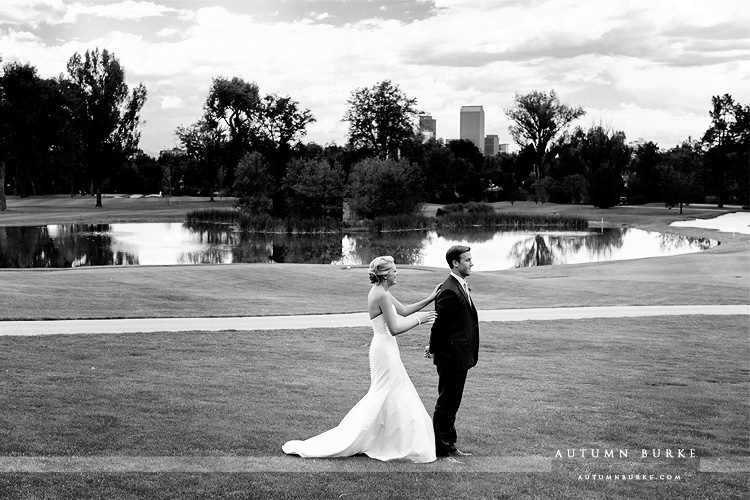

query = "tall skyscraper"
[[419, 115, 436, 141], [460, 106, 485, 152], [484, 134, 499, 156]]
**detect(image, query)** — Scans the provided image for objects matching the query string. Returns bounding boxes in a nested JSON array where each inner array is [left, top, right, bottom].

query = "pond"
[[0, 223, 718, 271]]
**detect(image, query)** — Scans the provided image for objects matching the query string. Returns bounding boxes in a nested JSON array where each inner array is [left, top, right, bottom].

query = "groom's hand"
[[423, 345, 432, 359]]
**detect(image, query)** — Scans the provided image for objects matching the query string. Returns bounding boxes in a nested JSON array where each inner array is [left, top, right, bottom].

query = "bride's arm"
[[375, 291, 434, 336], [391, 283, 442, 317]]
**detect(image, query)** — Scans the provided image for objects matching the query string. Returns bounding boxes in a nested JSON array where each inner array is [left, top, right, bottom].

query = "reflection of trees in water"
[[435, 228, 497, 244], [346, 231, 429, 266], [510, 235, 555, 267], [0, 225, 138, 268], [656, 232, 715, 252], [0, 227, 44, 267], [231, 233, 344, 264], [0, 223, 719, 269], [508, 229, 627, 268], [179, 249, 231, 265], [585, 228, 626, 252], [184, 224, 240, 245]]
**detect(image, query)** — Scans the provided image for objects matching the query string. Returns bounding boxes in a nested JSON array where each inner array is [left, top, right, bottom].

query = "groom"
[[428, 245, 479, 458]]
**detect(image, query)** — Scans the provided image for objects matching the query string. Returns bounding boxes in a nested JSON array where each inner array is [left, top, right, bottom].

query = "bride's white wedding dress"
[[282, 308, 436, 463]]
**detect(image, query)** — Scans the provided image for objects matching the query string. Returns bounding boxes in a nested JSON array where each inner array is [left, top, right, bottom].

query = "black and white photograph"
[[0, 1, 748, 498]]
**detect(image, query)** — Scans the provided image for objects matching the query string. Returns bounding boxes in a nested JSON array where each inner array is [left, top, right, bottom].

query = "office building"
[[485, 135, 499, 156], [419, 115, 436, 141], [499, 143, 510, 154], [460, 106, 485, 152]]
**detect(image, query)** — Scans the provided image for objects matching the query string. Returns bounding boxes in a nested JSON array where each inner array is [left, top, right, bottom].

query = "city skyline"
[[423, 108, 510, 155], [1, 0, 748, 156]]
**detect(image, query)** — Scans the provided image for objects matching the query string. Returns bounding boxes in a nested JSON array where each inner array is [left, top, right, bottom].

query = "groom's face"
[[453, 251, 473, 278]]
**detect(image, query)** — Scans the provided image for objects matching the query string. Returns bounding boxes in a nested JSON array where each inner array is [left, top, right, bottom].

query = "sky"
[[1, 0, 748, 157]]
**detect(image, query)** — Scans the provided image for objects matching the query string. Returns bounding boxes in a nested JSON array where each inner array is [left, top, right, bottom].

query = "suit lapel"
[[451, 276, 474, 313]]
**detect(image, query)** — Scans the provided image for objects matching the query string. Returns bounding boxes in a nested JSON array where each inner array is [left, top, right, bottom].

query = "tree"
[[420, 139, 458, 203], [347, 158, 424, 218], [701, 94, 750, 207], [0, 62, 71, 197], [176, 118, 224, 200], [0, 56, 6, 211], [252, 93, 316, 217], [158, 148, 188, 204], [203, 77, 260, 162], [190, 77, 315, 213], [562, 174, 588, 204], [251, 94, 316, 152], [343, 80, 422, 159], [581, 126, 630, 208], [232, 152, 274, 214], [506, 89, 585, 179], [492, 152, 523, 203], [533, 176, 556, 204], [626, 141, 662, 203], [659, 142, 703, 214], [442, 139, 487, 201], [66, 48, 147, 207], [132, 151, 163, 194], [284, 157, 346, 219]]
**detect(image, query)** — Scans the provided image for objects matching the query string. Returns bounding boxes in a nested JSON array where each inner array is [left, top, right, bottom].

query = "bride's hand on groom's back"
[[419, 311, 437, 325]]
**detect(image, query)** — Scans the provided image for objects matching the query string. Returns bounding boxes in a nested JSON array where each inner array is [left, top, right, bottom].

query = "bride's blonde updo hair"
[[368, 256, 394, 285]]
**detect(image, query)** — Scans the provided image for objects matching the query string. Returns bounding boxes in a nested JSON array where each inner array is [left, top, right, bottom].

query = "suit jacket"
[[429, 275, 479, 370]]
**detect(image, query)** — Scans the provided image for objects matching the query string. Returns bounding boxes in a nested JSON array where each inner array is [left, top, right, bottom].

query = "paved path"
[[1, 305, 747, 336]]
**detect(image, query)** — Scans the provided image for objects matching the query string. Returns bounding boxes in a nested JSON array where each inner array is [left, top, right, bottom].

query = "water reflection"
[[0, 223, 717, 270], [507, 230, 625, 267], [0, 225, 138, 268]]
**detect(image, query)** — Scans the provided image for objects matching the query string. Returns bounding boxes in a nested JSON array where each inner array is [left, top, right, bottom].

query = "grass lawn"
[[0, 317, 747, 499], [0, 196, 748, 498]]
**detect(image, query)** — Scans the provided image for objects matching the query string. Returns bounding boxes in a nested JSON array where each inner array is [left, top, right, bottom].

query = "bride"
[[282, 256, 440, 463]]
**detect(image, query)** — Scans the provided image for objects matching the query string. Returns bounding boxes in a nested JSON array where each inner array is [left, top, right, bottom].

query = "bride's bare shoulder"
[[368, 286, 389, 302]]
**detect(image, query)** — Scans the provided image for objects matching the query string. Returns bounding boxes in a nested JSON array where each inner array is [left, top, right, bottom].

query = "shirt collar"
[[450, 272, 468, 288]]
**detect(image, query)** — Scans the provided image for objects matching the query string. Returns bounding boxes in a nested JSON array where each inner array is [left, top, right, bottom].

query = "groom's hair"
[[446, 245, 471, 268]]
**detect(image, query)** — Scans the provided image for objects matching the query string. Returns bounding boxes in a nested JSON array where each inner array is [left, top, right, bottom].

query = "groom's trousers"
[[433, 364, 469, 456]]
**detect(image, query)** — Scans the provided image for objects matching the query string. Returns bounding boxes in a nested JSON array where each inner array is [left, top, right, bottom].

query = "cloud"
[[1, 0, 747, 154], [1, 0, 67, 27], [156, 26, 179, 37], [160, 96, 183, 109], [62, 1, 178, 23]]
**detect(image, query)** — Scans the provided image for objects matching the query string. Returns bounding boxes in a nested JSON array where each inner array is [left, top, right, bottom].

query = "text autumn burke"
[[556, 449, 697, 459]]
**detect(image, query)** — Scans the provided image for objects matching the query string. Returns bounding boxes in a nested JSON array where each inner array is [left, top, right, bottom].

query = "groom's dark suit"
[[429, 274, 479, 456]]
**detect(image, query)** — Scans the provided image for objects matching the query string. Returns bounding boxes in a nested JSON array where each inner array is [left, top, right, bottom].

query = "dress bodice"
[[370, 305, 396, 337], [370, 313, 391, 336]]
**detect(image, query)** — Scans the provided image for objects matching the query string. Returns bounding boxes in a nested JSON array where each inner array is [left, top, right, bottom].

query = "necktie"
[[463, 282, 472, 305]]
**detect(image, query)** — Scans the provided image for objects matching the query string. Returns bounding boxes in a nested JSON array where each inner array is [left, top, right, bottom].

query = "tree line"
[[1, 49, 747, 218]]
